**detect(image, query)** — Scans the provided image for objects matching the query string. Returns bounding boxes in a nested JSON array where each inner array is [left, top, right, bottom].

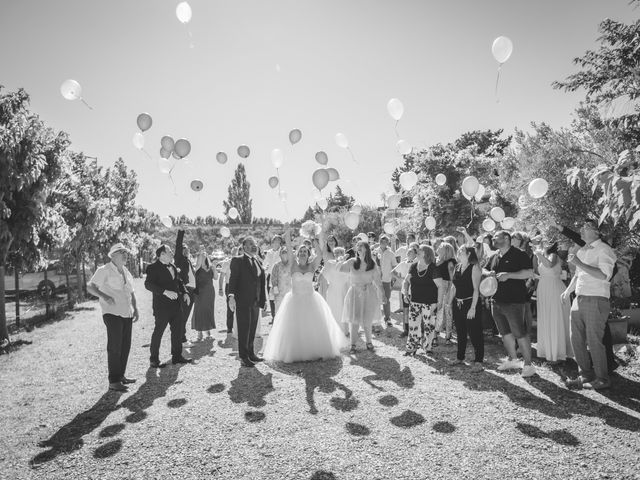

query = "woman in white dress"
[[324, 246, 350, 336], [263, 228, 348, 363], [534, 241, 572, 362], [340, 241, 385, 353]]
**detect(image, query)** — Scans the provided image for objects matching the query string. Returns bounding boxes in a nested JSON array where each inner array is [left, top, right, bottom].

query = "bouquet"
[[299, 220, 322, 239]]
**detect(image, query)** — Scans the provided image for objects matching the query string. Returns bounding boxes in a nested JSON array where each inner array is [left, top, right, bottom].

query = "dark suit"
[[175, 230, 195, 342], [228, 254, 266, 360], [145, 260, 186, 362]]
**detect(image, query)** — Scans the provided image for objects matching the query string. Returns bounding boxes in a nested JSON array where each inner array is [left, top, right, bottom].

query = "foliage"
[[222, 163, 252, 224]]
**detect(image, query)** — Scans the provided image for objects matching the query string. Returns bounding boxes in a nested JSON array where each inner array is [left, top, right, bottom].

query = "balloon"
[[271, 148, 284, 169], [399, 171, 418, 190], [317, 198, 328, 210], [237, 145, 250, 158], [289, 129, 302, 145], [326, 167, 340, 181], [479, 276, 498, 297], [312, 188, 323, 201], [396, 139, 412, 155], [174, 138, 191, 158], [358, 233, 369, 243], [132, 132, 144, 150], [190, 179, 203, 192], [462, 191, 472, 200], [215, 152, 228, 164], [158, 158, 171, 174], [176, 1, 192, 23], [490, 207, 505, 222], [279, 191, 288, 202], [383, 222, 395, 235], [351, 205, 362, 214], [474, 184, 486, 201], [387, 98, 404, 121], [335, 133, 349, 149], [136, 113, 152, 132], [425, 216, 437, 230], [312, 168, 330, 190], [501, 217, 515, 229], [160, 147, 171, 159], [528, 178, 549, 199], [482, 218, 496, 232], [220, 226, 231, 238], [160, 215, 173, 228], [435, 174, 446, 186], [60, 79, 82, 100], [228, 207, 239, 220], [492, 36, 513, 64], [461, 176, 480, 197], [344, 212, 360, 230], [315, 151, 328, 165], [172, 151, 181, 160], [268, 176, 279, 189], [161, 136, 175, 152], [387, 194, 401, 209]]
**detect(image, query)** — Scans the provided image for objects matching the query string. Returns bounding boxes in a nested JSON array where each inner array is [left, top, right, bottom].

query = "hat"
[[108, 243, 129, 258]]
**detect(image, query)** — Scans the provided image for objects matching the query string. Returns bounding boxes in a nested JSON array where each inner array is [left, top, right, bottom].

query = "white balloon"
[[228, 207, 239, 220], [279, 191, 288, 202], [396, 139, 412, 155], [271, 148, 284, 169], [490, 207, 505, 222], [317, 198, 328, 210], [387, 194, 401, 209], [383, 222, 395, 235], [60, 79, 82, 100], [492, 36, 513, 64], [160, 215, 172, 228], [482, 218, 496, 232], [158, 158, 171, 174], [462, 191, 472, 200], [132, 132, 144, 150], [176, 1, 192, 23], [335, 133, 349, 149], [474, 184, 486, 201], [435, 174, 446, 186], [425, 216, 437, 230], [461, 176, 480, 197], [501, 217, 515, 229], [387, 98, 404, 121], [344, 212, 360, 230], [351, 205, 362, 214], [399, 171, 418, 190], [220, 226, 231, 238], [528, 178, 549, 199], [311, 188, 323, 201]]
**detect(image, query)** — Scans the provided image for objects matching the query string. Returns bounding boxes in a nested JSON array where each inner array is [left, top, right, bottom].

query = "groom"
[[228, 236, 266, 367]]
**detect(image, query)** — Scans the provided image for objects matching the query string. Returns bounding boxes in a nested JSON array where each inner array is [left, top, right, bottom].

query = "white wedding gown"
[[263, 271, 349, 363]]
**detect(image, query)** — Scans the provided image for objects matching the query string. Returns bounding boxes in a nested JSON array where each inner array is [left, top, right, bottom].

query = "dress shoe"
[[240, 358, 255, 368], [583, 379, 611, 390], [109, 382, 128, 392], [149, 361, 167, 369], [249, 356, 264, 363], [172, 357, 194, 365], [120, 377, 137, 384]]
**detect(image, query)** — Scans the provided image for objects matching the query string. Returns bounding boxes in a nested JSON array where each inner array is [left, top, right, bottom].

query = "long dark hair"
[[326, 235, 338, 253], [354, 241, 375, 271], [458, 245, 479, 266]]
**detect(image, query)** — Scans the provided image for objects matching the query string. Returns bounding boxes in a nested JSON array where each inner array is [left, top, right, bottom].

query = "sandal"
[[366, 342, 375, 351]]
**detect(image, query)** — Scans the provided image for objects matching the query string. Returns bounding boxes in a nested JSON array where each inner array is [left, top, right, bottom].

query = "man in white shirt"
[[219, 246, 241, 334], [395, 233, 416, 262], [262, 235, 283, 318], [377, 235, 398, 327], [562, 220, 617, 390], [87, 243, 139, 392]]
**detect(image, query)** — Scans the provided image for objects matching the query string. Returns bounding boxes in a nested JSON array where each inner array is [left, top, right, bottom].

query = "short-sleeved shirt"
[[377, 248, 398, 282], [89, 262, 135, 318], [487, 246, 532, 303], [408, 262, 438, 304]]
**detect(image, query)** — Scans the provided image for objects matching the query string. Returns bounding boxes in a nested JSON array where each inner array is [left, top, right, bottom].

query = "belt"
[[455, 296, 473, 308]]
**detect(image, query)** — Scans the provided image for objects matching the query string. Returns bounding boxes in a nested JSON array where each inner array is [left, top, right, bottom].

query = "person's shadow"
[[228, 366, 275, 409], [348, 351, 415, 391]]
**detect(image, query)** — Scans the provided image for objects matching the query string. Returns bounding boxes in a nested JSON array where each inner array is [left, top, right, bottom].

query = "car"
[[3, 262, 92, 298]]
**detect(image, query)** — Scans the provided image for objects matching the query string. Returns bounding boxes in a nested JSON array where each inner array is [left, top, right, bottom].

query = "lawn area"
[[1, 279, 639, 480]]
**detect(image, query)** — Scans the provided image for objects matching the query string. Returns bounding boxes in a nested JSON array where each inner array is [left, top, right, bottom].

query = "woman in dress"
[[391, 244, 417, 338], [434, 242, 457, 345], [324, 246, 350, 336], [340, 241, 385, 353], [192, 251, 218, 341], [452, 245, 484, 371], [263, 228, 348, 363], [269, 245, 293, 314], [316, 235, 338, 300], [534, 240, 572, 362], [402, 244, 438, 355]]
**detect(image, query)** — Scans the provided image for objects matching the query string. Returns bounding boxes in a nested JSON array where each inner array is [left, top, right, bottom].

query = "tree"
[[0, 87, 70, 343], [223, 163, 252, 224]]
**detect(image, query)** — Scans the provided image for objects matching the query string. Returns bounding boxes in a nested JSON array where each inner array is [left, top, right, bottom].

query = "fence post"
[[14, 266, 20, 328], [43, 268, 51, 317]]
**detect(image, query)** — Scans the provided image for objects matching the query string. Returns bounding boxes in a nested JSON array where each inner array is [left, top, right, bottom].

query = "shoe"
[[565, 377, 585, 390], [521, 365, 536, 378], [453, 358, 465, 365], [366, 342, 375, 351], [470, 362, 484, 373], [583, 379, 611, 390], [149, 361, 166, 369], [120, 377, 136, 384], [497, 358, 521, 371], [172, 357, 194, 365], [240, 358, 255, 368], [109, 382, 128, 392], [350, 345, 357, 354], [249, 356, 264, 363]]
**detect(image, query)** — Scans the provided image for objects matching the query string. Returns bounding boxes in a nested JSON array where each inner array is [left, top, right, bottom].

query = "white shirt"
[[220, 258, 232, 286], [377, 248, 398, 282], [89, 262, 135, 318], [393, 260, 412, 279], [575, 239, 616, 298], [263, 249, 281, 276], [395, 245, 408, 262]]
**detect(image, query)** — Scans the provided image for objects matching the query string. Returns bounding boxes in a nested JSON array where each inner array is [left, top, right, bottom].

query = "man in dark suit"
[[145, 244, 193, 368], [228, 236, 266, 367], [175, 229, 196, 346]]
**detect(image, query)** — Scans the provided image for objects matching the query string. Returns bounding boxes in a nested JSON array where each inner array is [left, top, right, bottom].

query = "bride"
[[263, 226, 349, 363]]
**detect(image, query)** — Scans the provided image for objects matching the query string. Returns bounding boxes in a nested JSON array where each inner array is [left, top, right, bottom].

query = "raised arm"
[[338, 258, 355, 273], [284, 228, 296, 271], [456, 226, 475, 247]]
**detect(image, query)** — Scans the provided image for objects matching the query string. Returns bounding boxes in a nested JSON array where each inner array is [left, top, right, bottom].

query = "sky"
[[0, 0, 635, 221]]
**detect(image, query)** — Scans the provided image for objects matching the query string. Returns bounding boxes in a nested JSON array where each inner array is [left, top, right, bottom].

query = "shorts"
[[491, 302, 528, 339]]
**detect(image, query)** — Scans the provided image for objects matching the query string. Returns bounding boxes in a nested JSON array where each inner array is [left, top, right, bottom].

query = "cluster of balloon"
[[482, 218, 496, 232], [335, 133, 357, 163], [237, 145, 250, 159], [289, 129, 302, 145], [435, 173, 447, 186], [219, 226, 231, 238], [425, 216, 437, 230], [491, 36, 514, 102], [133, 113, 153, 160], [399, 171, 418, 190], [60, 79, 92, 109], [190, 179, 203, 192], [228, 207, 239, 220], [528, 178, 549, 199], [175, 2, 194, 48], [216, 152, 228, 164], [160, 215, 173, 228]]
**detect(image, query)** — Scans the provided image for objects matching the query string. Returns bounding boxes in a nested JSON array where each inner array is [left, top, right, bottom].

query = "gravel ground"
[[1, 278, 639, 480]]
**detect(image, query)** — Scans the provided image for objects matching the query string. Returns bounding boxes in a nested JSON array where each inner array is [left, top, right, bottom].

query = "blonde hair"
[[437, 242, 455, 262]]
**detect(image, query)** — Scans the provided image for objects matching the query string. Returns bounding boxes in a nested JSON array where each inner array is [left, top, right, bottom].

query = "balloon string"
[[142, 148, 152, 161], [495, 64, 502, 104], [168, 163, 178, 195], [187, 28, 194, 49], [467, 198, 475, 229], [347, 147, 358, 164], [394, 120, 400, 139], [80, 98, 93, 110]]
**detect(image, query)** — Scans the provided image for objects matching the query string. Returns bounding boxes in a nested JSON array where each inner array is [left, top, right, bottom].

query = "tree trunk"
[[75, 256, 84, 302], [43, 268, 51, 317], [14, 265, 20, 328], [0, 265, 9, 343]]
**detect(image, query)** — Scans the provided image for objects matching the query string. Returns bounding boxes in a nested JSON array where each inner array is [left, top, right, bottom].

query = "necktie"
[[251, 257, 258, 275]]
